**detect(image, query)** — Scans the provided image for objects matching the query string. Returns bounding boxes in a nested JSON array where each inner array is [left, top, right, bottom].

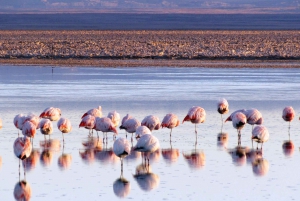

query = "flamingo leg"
[[237, 130, 241, 147], [96, 131, 99, 138], [23, 159, 26, 180], [170, 128, 173, 137], [195, 124, 197, 134], [62, 132, 65, 143], [120, 158, 123, 178], [18, 159, 20, 182]]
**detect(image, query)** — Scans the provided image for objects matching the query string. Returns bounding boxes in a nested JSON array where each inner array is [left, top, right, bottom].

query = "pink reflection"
[[125, 149, 141, 162], [58, 154, 72, 170], [282, 140, 294, 157], [40, 149, 53, 167], [13, 180, 32, 201], [113, 178, 131, 198], [82, 137, 102, 151], [94, 148, 118, 165], [23, 149, 40, 172], [228, 147, 249, 166], [162, 148, 180, 164], [79, 149, 95, 164], [133, 164, 160, 192], [40, 139, 61, 152], [183, 150, 205, 169], [252, 158, 269, 176], [217, 132, 228, 149]]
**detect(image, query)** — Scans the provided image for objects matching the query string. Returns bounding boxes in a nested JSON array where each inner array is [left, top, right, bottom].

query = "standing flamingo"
[[119, 118, 141, 138], [245, 109, 263, 129], [120, 114, 133, 137], [232, 112, 247, 147], [282, 106, 295, 134], [134, 134, 160, 166], [182, 106, 206, 134], [94, 117, 118, 141], [217, 98, 229, 122], [22, 121, 36, 142], [57, 117, 72, 143], [38, 119, 53, 140], [113, 138, 131, 176], [81, 106, 102, 118], [141, 115, 161, 131], [252, 125, 269, 150], [135, 126, 151, 139], [14, 114, 26, 136], [79, 114, 96, 136], [24, 114, 40, 129], [107, 111, 121, 128], [39, 107, 61, 121], [161, 113, 180, 137]]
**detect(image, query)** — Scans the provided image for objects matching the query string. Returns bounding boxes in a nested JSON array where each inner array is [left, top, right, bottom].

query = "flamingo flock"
[[1, 98, 298, 200]]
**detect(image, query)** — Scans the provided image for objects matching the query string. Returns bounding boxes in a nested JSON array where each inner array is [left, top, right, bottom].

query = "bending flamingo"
[[252, 125, 269, 150], [39, 107, 61, 121], [38, 119, 53, 140], [119, 118, 141, 138], [79, 114, 96, 136], [94, 117, 118, 141], [231, 112, 247, 147], [113, 138, 131, 176], [82, 106, 102, 118], [120, 114, 133, 137], [182, 106, 206, 134], [57, 117, 72, 143], [22, 121, 36, 142], [161, 113, 180, 137], [14, 114, 26, 136], [141, 115, 161, 131], [217, 98, 229, 122]]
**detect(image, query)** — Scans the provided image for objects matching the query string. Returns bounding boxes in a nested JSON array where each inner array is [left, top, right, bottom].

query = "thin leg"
[[62, 132, 65, 143], [23, 160, 26, 180], [96, 131, 99, 138], [18, 130, 19, 137], [126, 132, 127, 138], [121, 158, 123, 178], [170, 128, 173, 137], [195, 124, 197, 134], [18, 159, 20, 182]]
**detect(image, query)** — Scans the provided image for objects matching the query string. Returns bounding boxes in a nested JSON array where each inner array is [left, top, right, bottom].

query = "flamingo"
[[182, 106, 206, 134], [245, 109, 263, 129], [94, 117, 118, 141], [22, 121, 36, 141], [38, 119, 53, 140], [107, 111, 120, 128], [282, 106, 295, 133], [161, 113, 180, 137], [113, 138, 131, 176], [135, 126, 151, 139], [134, 134, 160, 166], [141, 115, 161, 131], [119, 118, 141, 138], [231, 112, 247, 147], [81, 106, 102, 118], [39, 107, 61, 121], [252, 125, 269, 149], [217, 98, 229, 122], [79, 114, 96, 136], [24, 114, 40, 129], [120, 114, 133, 137], [14, 114, 26, 136], [57, 117, 72, 143]]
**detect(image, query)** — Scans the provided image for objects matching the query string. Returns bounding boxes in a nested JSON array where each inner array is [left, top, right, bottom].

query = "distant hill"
[[1, 0, 299, 14]]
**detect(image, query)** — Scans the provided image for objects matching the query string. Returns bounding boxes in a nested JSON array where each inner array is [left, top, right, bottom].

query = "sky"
[[0, 0, 300, 14]]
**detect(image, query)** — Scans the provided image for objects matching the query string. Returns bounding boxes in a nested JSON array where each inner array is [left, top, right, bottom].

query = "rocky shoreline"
[[0, 30, 299, 66]]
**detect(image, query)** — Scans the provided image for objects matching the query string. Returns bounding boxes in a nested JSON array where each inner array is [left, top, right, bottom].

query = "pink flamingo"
[[38, 119, 53, 140], [79, 114, 96, 136], [120, 114, 133, 137], [81, 106, 102, 118], [22, 121, 36, 142], [135, 126, 151, 139], [252, 125, 269, 149], [119, 118, 141, 138], [161, 113, 180, 137], [94, 117, 118, 141], [113, 138, 131, 176], [217, 98, 229, 122], [182, 106, 206, 134], [107, 111, 121, 128], [57, 117, 72, 143], [245, 109, 263, 128], [232, 112, 247, 147], [24, 114, 40, 128], [282, 106, 295, 137], [39, 107, 61, 121], [141, 115, 161, 131], [14, 114, 26, 136]]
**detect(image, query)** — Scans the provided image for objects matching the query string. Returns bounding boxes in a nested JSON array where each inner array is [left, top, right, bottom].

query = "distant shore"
[[0, 30, 300, 67], [1, 58, 300, 68]]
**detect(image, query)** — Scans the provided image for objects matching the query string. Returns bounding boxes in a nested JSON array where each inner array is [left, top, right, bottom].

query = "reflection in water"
[[58, 154, 72, 170], [40, 149, 53, 167], [228, 147, 249, 166], [246, 149, 262, 164], [82, 137, 102, 150], [133, 164, 160, 192], [23, 149, 40, 172], [282, 140, 294, 157], [79, 149, 95, 164], [40, 139, 61, 152], [183, 150, 205, 169], [162, 148, 179, 164], [113, 178, 131, 198], [252, 158, 269, 176], [94, 148, 118, 165], [217, 132, 228, 149], [79, 137, 103, 164], [0, 156, 2, 169], [125, 149, 141, 162], [13, 180, 32, 201]]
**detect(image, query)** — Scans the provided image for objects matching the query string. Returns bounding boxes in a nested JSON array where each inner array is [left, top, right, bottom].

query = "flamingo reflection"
[[252, 154, 269, 177], [282, 140, 294, 157], [58, 144, 72, 170], [113, 177, 131, 198], [39, 139, 60, 167], [217, 132, 228, 149], [13, 180, 32, 201], [133, 164, 160, 192], [228, 146, 248, 166], [79, 137, 102, 164], [23, 149, 40, 172], [162, 140, 179, 164]]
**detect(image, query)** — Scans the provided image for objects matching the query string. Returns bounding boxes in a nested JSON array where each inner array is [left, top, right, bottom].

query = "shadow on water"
[[133, 163, 160, 192], [113, 177, 131, 198]]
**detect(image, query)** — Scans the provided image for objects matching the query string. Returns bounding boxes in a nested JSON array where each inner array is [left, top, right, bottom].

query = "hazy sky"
[[1, 0, 300, 13]]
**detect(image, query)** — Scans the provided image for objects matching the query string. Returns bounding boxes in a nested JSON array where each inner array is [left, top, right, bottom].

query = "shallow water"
[[0, 65, 300, 200]]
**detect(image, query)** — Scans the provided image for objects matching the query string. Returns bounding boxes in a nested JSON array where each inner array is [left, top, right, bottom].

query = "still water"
[[0, 65, 300, 200]]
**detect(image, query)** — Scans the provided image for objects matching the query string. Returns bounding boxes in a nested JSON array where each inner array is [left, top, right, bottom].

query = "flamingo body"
[[14, 114, 26, 130], [282, 106, 295, 122], [38, 119, 53, 135], [135, 126, 151, 138], [13, 137, 32, 160], [113, 138, 131, 158], [22, 121, 36, 138], [161, 113, 180, 129], [141, 115, 161, 131], [24, 114, 40, 128], [134, 134, 160, 153], [217, 98, 229, 114], [232, 112, 247, 130], [82, 106, 102, 118], [119, 118, 141, 133], [245, 109, 263, 125], [79, 115, 96, 129], [107, 111, 121, 128], [57, 117, 72, 133], [121, 114, 133, 125], [39, 107, 61, 121], [252, 125, 269, 144], [182, 106, 206, 124], [94, 117, 118, 134]]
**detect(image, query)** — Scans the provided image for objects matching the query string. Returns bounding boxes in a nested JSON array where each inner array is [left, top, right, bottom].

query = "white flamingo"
[[94, 117, 118, 141], [39, 107, 61, 121], [252, 125, 269, 149], [141, 115, 161, 131], [135, 126, 152, 139], [119, 118, 141, 138], [182, 106, 206, 134], [113, 138, 131, 176], [38, 119, 53, 140], [217, 98, 229, 122], [14, 114, 26, 136], [22, 121, 36, 141]]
